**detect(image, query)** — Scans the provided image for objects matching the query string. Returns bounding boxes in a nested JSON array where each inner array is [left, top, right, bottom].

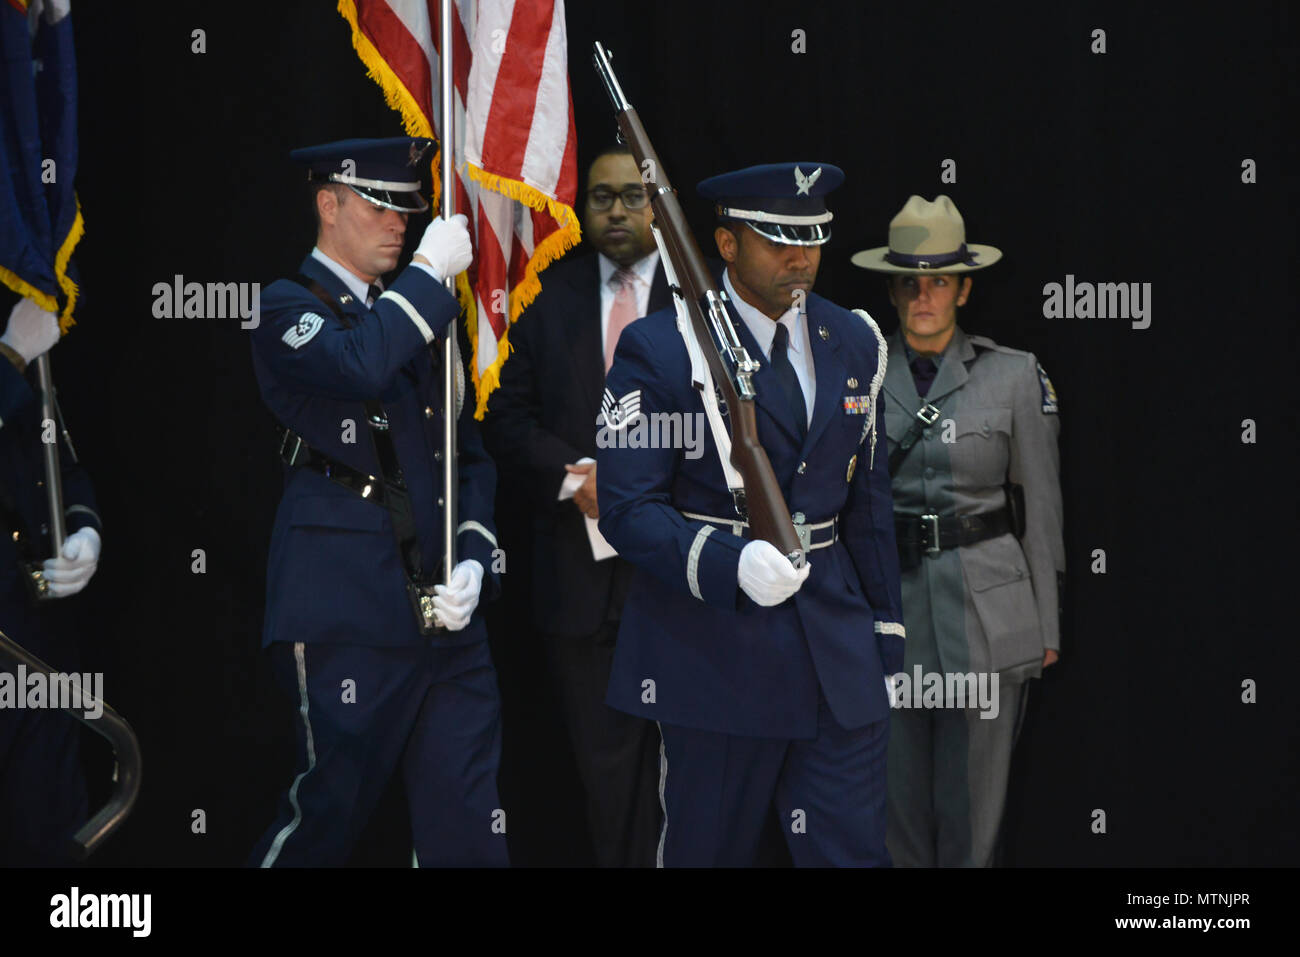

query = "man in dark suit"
[[483, 145, 669, 866]]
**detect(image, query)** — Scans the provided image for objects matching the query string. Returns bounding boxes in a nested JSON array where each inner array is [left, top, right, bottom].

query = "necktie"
[[770, 322, 807, 437], [367, 284, 382, 308], [910, 356, 938, 397], [604, 268, 638, 373]]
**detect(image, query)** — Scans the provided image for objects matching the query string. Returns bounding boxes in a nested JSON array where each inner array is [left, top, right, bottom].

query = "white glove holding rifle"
[[738, 539, 810, 607]]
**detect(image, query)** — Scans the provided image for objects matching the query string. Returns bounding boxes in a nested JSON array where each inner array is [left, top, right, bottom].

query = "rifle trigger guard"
[[731, 488, 748, 520]]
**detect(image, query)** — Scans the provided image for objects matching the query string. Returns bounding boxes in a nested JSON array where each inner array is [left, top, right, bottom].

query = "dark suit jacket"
[[483, 252, 670, 636]]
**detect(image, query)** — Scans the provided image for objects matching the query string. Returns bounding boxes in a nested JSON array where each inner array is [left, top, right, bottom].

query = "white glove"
[[42, 526, 101, 598], [415, 213, 473, 281], [1, 298, 61, 365], [737, 539, 810, 607], [432, 559, 484, 631]]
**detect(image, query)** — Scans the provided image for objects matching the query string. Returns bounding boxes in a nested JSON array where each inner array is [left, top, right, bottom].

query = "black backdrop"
[[13, 0, 1295, 868]]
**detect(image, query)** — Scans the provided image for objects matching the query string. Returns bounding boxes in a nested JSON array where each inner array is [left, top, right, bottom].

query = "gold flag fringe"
[[0, 196, 83, 333]]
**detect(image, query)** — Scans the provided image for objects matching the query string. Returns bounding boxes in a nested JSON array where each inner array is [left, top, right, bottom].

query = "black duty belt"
[[280, 430, 389, 505], [895, 507, 1012, 570]]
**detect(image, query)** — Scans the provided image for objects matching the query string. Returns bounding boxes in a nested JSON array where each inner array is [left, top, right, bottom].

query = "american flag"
[[339, 0, 580, 418]]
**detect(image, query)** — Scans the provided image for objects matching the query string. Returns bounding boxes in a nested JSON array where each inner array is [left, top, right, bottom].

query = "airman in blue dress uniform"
[[247, 138, 507, 866], [597, 163, 906, 866]]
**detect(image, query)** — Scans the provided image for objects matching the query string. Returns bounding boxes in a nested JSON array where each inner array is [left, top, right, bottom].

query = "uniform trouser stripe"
[[655, 721, 668, 869], [260, 642, 317, 868]]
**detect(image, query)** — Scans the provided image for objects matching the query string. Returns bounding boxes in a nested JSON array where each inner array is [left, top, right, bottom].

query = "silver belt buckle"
[[280, 430, 305, 465], [794, 520, 812, 553], [916, 403, 942, 427], [921, 512, 941, 555]]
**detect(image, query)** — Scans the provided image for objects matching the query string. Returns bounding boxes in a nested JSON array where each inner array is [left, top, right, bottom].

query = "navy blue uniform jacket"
[[597, 293, 905, 739], [250, 255, 499, 649]]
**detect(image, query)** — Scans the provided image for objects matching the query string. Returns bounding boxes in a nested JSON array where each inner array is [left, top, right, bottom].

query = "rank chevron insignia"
[[600, 388, 642, 431], [794, 165, 822, 196]]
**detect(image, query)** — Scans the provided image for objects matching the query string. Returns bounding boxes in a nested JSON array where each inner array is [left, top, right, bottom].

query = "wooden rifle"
[[592, 42, 804, 565]]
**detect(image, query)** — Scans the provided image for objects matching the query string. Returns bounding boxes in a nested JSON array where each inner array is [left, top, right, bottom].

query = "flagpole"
[[439, 0, 458, 590], [35, 353, 66, 554]]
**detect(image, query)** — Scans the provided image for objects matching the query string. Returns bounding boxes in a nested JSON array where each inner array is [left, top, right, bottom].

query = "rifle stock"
[[593, 42, 803, 564]]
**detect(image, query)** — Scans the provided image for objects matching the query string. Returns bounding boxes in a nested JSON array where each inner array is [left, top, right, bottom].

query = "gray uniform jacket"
[[882, 326, 1064, 687]]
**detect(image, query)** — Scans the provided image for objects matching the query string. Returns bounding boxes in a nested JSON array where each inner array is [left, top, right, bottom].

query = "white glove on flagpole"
[[738, 539, 810, 607], [42, 526, 101, 598], [432, 559, 484, 631], [1, 299, 61, 365], [415, 213, 473, 281]]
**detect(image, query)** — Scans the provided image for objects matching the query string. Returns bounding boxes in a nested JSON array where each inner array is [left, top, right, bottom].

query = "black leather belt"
[[895, 507, 1012, 570], [279, 429, 391, 505]]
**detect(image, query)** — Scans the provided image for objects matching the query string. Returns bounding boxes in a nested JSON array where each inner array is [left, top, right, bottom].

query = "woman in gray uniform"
[[852, 195, 1065, 867]]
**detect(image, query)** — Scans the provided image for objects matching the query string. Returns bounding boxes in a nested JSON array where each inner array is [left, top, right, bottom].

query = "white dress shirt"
[[311, 247, 386, 305], [722, 267, 816, 426], [560, 250, 662, 506], [598, 249, 661, 360], [311, 246, 442, 315]]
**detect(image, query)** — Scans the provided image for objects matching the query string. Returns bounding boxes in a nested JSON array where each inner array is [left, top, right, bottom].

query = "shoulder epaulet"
[[966, 334, 1030, 358]]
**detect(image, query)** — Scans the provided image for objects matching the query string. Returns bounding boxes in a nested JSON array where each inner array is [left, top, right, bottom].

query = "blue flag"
[[1, 0, 82, 329]]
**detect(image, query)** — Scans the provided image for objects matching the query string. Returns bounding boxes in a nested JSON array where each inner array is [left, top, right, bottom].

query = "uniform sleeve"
[[252, 265, 461, 401], [842, 378, 907, 677], [58, 437, 100, 537], [596, 321, 747, 609], [1009, 353, 1065, 653], [481, 306, 585, 505]]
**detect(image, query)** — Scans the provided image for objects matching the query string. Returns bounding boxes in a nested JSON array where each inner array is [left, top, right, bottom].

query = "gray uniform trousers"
[[881, 326, 1063, 867]]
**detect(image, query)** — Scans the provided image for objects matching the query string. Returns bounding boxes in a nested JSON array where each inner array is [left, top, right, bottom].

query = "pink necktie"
[[605, 268, 638, 373]]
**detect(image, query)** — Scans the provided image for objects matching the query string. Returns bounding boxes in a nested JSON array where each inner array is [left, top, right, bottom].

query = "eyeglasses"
[[586, 187, 649, 211]]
